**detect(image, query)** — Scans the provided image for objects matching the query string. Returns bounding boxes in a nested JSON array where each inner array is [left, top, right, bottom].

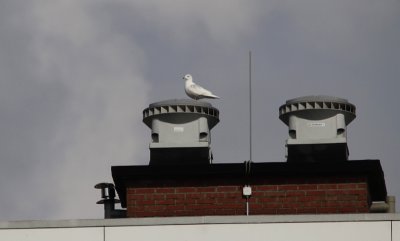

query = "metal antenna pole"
[[249, 51, 252, 162], [244, 51, 253, 216]]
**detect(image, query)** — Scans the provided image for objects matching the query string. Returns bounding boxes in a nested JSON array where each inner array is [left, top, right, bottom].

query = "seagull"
[[183, 74, 220, 100]]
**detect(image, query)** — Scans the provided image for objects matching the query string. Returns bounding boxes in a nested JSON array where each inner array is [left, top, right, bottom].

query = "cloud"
[[276, 0, 400, 58], [126, 0, 265, 46], [0, 1, 150, 220]]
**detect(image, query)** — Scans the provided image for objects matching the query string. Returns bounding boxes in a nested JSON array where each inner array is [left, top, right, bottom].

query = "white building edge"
[[1, 214, 400, 241]]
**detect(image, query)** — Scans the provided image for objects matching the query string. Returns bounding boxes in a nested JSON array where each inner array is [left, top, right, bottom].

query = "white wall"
[[0, 227, 103, 241], [106, 222, 391, 241], [0, 221, 396, 241], [393, 221, 400, 241]]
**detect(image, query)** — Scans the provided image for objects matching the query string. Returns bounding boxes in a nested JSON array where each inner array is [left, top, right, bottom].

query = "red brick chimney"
[[112, 160, 386, 218], [109, 97, 388, 218]]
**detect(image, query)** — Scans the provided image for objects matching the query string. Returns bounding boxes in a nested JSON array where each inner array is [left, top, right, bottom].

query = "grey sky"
[[0, 0, 399, 220]]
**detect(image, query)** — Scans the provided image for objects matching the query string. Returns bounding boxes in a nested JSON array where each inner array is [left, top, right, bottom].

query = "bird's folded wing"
[[190, 84, 209, 95]]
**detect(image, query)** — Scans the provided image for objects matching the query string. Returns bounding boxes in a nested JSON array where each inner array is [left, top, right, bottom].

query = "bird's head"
[[183, 74, 192, 82]]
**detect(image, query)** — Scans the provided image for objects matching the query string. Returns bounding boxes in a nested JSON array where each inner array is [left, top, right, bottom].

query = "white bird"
[[183, 74, 220, 100]]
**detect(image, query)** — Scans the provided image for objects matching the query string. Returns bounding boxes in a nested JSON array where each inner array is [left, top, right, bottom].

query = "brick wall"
[[126, 177, 369, 217]]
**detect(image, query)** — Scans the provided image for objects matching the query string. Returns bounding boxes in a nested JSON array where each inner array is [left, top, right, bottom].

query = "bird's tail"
[[208, 94, 220, 99]]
